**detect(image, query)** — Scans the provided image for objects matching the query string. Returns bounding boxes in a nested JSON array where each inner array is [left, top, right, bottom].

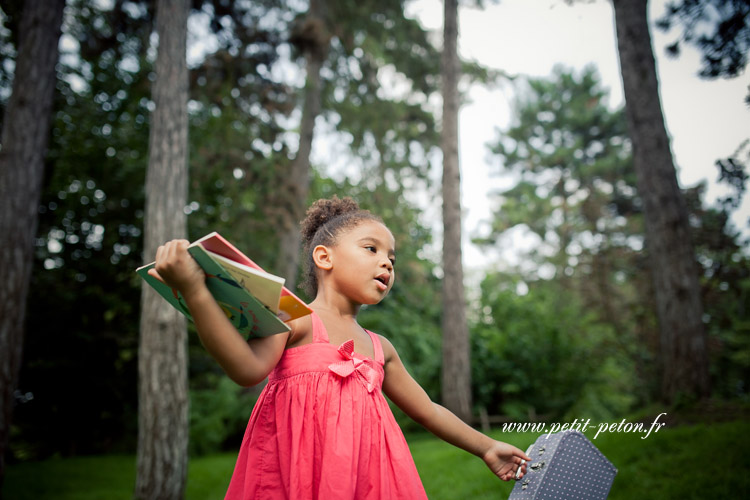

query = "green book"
[[136, 238, 295, 339]]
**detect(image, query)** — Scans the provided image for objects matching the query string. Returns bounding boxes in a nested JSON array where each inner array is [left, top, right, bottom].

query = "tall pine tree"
[[441, 0, 472, 423], [611, 0, 710, 403], [0, 0, 65, 486], [135, 0, 190, 497]]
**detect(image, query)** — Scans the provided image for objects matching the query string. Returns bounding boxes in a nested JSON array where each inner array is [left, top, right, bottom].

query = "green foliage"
[[479, 65, 656, 410], [471, 277, 636, 421], [186, 94, 288, 271], [715, 139, 749, 212], [655, 0, 750, 80], [313, 0, 444, 189], [189, 375, 260, 456], [683, 182, 750, 399], [484, 65, 636, 253], [479, 63, 750, 414], [655, 0, 750, 105]]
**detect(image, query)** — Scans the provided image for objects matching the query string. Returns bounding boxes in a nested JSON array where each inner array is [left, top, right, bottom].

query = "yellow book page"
[[278, 295, 313, 322]]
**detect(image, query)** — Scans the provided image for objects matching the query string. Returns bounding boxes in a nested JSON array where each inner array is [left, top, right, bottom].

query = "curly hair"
[[300, 196, 382, 297]]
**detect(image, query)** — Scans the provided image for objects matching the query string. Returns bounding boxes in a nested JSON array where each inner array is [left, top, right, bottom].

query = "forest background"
[[0, 0, 749, 496]]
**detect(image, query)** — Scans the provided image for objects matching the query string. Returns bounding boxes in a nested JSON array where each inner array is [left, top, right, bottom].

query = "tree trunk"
[[0, 0, 64, 486], [135, 0, 190, 498], [440, 0, 472, 423], [275, 0, 329, 289], [611, 0, 710, 402]]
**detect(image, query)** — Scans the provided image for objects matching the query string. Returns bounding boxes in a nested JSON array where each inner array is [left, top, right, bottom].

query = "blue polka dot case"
[[509, 430, 617, 499]]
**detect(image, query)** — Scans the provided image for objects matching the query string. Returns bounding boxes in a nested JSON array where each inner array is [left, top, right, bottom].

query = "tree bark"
[[611, 0, 710, 402], [441, 0, 472, 423], [0, 0, 64, 486], [275, 0, 329, 289], [135, 0, 190, 498]]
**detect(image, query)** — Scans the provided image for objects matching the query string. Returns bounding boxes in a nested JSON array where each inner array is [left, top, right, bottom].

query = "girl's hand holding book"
[[148, 239, 207, 299]]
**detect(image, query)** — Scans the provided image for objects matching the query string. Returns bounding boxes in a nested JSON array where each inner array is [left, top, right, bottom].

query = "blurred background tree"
[[612, 0, 709, 404], [440, 0, 473, 423], [0, 0, 65, 486], [135, 0, 190, 497]]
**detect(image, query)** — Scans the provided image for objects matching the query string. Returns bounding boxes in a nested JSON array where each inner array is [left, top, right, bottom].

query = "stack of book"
[[137, 232, 311, 338]]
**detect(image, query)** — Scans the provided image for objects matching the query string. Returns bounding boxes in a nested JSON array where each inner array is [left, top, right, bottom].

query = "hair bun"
[[300, 195, 361, 245]]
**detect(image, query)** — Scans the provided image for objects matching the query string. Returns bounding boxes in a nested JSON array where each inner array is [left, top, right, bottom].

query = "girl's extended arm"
[[380, 336, 530, 481], [148, 239, 288, 386]]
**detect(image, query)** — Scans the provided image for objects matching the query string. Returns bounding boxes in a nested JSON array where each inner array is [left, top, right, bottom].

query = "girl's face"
[[321, 220, 396, 305]]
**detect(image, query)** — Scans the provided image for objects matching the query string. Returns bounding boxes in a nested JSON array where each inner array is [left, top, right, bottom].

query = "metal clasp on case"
[[530, 461, 545, 471]]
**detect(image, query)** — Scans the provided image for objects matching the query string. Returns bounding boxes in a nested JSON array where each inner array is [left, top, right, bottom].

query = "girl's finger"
[[155, 244, 165, 263], [516, 447, 532, 462], [147, 268, 166, 284], [165, 240, 178, 260], [169, 239, 189, 260]]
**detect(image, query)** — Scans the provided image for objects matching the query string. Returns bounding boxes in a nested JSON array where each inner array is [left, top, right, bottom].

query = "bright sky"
[[405, 0, 750, 276]]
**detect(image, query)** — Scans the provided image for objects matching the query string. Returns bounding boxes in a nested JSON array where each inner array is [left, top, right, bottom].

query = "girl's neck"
[[310, 290, 361, 319]]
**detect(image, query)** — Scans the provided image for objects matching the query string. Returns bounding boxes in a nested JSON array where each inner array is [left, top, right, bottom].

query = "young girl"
[[149, 196, 530, 499]]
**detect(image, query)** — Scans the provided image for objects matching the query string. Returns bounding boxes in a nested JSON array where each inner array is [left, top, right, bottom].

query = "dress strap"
[[365, 330, 385, 365], [310, 311, 330, 343]]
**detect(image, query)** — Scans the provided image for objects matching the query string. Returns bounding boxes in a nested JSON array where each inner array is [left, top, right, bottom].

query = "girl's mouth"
[[374, 274, 389, 291]]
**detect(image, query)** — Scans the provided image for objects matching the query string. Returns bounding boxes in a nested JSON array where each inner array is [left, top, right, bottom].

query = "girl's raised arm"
[[380, 335, 531, 481], [148, 239, 289, 386]]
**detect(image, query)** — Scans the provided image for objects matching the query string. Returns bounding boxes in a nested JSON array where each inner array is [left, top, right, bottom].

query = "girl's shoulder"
[[284, 313, 314, 349], [374, 332, 398, 364]]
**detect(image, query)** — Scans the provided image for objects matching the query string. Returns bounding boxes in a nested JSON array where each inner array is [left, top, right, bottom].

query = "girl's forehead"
[[347, 220, 395, 245]]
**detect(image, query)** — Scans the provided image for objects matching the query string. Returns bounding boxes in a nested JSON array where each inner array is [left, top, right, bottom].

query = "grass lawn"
[[413, 420, 750, 499], [4, 419, 748, 499]]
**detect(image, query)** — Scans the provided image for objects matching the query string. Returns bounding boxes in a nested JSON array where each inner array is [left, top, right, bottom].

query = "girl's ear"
[[312, 244, 333, 271]]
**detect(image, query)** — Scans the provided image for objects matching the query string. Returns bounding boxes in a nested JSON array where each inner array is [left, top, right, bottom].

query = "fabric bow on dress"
[[328, 339, 378, 392]]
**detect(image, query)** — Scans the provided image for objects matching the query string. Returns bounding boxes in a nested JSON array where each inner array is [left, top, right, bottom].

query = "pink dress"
[[225, 312, 428, 500]]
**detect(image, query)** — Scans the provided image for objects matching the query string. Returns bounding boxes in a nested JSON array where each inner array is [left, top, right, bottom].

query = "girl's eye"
[[365, 246, 376, 253]]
